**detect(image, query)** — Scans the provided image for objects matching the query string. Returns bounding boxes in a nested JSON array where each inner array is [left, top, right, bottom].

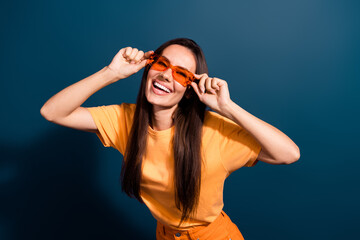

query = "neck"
[[151, 104, 178, 131]]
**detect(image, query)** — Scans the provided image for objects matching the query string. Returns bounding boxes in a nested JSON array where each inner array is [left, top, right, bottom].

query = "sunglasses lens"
[[152, 57, 169, 71], [149, 54, 194, 86], [173, 69, 190, 86]]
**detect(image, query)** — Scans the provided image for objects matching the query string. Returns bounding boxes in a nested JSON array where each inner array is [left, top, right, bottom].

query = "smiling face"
[[145, 44, 197, 111]]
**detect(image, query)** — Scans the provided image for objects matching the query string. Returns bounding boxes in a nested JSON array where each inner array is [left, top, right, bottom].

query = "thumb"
[[190, 82, 202, 97], [138, 58, 148, 69], [144, 50, 154, 59], [137, 50, 154, 69]]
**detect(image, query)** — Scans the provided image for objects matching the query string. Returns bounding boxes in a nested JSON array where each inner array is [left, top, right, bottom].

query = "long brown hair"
[[120, 38, 208, 227]]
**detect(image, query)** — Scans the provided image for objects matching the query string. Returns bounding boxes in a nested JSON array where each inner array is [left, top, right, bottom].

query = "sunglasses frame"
[[146, 53, 196, 87]]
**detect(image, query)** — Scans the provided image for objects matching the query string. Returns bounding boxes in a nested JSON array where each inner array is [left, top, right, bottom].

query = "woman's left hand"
[[190, 73, 233, 115]]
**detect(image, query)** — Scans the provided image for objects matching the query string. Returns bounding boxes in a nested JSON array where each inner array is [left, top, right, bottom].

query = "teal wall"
[[1, 0, 359, 239]]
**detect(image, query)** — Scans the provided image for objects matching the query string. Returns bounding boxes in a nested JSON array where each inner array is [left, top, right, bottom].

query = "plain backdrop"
[[1, 0, 359, 239]]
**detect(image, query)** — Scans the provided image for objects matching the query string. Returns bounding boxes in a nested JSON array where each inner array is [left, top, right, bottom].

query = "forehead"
[[161, 44, 196, 73]]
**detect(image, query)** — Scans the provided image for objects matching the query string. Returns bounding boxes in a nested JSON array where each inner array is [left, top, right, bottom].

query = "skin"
[[145, 44, 196, 131], [191, 74, 300, 165], [107, 44, 300, 165], [41, 40, 300, 164]]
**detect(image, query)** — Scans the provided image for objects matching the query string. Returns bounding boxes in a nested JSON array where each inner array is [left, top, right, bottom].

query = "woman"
[[40, 38, 300, 239]]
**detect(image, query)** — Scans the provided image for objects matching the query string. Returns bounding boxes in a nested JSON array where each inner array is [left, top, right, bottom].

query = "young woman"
[[40, 38, 300, 240]]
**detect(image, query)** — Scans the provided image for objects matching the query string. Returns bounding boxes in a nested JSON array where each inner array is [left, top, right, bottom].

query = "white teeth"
[[154, 82, 171, 93]]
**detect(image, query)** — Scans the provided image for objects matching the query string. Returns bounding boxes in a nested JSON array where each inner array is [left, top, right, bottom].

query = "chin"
[[146, 95, 180, 109], [145, 85, 184, 110]]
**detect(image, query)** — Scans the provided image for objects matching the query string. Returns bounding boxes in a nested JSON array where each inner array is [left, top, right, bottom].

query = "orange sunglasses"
[[146, 53, 197, 87]]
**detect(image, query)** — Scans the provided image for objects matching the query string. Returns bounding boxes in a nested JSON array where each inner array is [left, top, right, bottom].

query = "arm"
[[191, 74, 300, 165], [220, 100, 300, 165], [40, 66, 119, 132], [40, 47, 153, 132]]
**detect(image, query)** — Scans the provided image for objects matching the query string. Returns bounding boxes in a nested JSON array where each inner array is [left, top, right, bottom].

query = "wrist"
[[221, 100, 237, 120], [105, 66, 122, 82]]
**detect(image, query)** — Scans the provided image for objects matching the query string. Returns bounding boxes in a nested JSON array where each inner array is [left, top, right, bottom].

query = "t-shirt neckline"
[[148, 125, 175, 137]]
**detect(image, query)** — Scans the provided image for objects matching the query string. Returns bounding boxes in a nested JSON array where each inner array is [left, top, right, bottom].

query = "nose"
[[159, 68, 173, 82]]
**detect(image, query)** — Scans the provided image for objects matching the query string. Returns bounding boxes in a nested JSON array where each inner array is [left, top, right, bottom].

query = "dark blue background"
[[1, 0, 359, 239]]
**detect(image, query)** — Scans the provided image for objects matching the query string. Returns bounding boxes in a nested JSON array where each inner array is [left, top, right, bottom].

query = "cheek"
[[174, 81, 186, 91], [147, 70, 155, 82], [174, 83, 187, 97], [146, 70, 158, 88]]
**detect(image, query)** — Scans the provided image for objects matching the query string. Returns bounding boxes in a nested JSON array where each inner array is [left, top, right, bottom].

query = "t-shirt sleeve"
[[217, 114, 262, 173], [85, 103, 133, 155]]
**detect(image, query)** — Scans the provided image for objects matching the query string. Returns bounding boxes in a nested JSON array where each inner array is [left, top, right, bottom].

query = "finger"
[[197, 74, 208, 93], [194, 73, 207, 80], [129, 48, 139, 63], [205, 77, 211, 92], [205, 77, 216, 94], [124, 47, 133, 59], [211, 78, 220, 91], [134, 50, 144, 63], [217, 80, 226, 88], [118, 48, 127, 61], [119, 48, 126, 56], [190, 82, 202, 97]]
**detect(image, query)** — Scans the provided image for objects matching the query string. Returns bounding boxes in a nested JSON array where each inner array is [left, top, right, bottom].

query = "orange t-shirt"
[[86, 103, 261, 229]]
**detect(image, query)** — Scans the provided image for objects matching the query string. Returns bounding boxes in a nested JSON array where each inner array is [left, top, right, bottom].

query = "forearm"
[[222, 100, 300, 164], [40, 66, 119, 120]]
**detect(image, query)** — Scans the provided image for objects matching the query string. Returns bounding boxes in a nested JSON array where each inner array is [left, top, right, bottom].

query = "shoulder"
[[204, 110, 238, 128], [92, 103, 136, 120], [121, 103, 136, 114], [204, 110, 222, 125], [105, 102, 136, 113], [117, 103, 136, 122], [203, 110, 246, 137], [203, 110, 224, 136]]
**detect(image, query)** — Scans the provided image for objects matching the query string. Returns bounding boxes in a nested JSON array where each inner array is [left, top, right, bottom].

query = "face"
[[145, 44, 197, 111]]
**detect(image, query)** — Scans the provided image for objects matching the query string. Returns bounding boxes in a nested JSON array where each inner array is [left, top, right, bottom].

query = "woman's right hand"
[[107, 47, 154, 80]]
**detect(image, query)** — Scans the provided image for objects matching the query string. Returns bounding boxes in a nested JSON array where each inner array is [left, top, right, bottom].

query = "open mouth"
[[152, 81, 172, 94]]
